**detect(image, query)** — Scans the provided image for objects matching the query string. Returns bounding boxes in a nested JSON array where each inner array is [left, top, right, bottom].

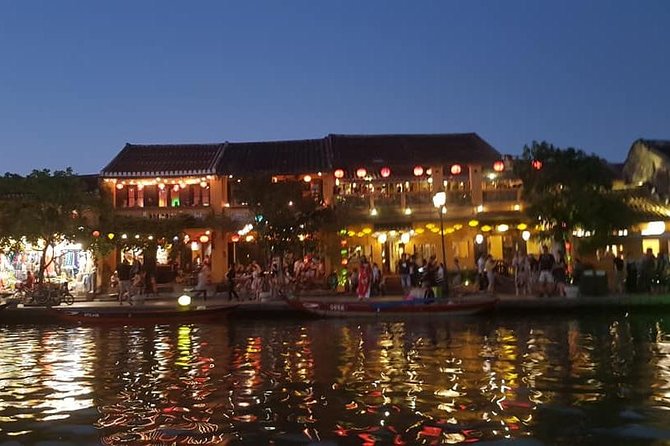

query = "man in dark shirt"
[[227, 265, 240, 301], [537, 245, 555, 297], [116, 259, 132, 304], [398, 254, 411, 291]]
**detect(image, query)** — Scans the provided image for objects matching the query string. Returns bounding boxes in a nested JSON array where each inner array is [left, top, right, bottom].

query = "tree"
[[234, 176, 335, 263], [0, 169, 98, 282], [514, 142, 635, 253]]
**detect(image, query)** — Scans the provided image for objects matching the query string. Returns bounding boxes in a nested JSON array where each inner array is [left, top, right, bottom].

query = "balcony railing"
[[482, 188, 521, 202], [114, 206, 212, 220]]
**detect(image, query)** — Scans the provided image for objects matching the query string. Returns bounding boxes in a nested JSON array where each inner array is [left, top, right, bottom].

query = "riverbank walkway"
[[3, 287, 670, 320]]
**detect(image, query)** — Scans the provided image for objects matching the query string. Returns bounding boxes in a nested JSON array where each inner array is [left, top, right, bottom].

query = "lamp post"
[[432, 191, 449, 296]]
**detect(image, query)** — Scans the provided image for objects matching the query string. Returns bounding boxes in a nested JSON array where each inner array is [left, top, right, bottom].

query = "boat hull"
[[52, 304, 237, 324], [287, 297, 498, 318]]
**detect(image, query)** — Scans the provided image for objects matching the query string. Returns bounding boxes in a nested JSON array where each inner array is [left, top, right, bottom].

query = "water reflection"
[[0, 313, 668, 444]]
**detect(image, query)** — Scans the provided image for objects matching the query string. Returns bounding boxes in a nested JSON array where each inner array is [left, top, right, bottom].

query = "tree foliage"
[[514, 141, 635, 251], [0, 169, 98, 281], [234, 176, 336, 261]]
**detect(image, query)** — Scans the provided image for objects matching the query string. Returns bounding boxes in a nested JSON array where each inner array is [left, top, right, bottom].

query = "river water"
[[1, 311, 670, 445]]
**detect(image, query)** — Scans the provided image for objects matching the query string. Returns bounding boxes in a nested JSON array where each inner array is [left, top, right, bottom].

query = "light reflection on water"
[[0, 313, 669, 444]]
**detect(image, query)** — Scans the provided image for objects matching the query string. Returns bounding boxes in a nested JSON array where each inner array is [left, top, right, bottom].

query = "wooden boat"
[[51, 304, 237, 324], [287, 296, 498, 318]]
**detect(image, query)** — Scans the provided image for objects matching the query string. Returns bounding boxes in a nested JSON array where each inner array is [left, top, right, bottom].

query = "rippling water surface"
[[1, 311, 670, 445]]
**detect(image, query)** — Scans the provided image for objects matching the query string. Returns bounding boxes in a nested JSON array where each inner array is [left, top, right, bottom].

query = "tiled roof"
[[101, 143, 225, 178], [615, 187, 670, 220], [217, 139, 331, 176], [328, 133, 501, 171]]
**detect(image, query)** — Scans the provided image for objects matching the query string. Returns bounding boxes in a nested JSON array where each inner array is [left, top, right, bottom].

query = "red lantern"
[[380, 167, 391, 178], [92, 230, 100, 238], [532, 160, 543, 170], [493, 160, 505, 172], [450, 164, 462, 175], [413, 165, 424, 176], [356, 168, 367, 178], [231, 234, 240, 243], [334, 168, 345, 179]]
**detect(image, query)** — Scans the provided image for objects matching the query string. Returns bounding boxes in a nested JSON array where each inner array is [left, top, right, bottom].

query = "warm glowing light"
[[334, 169, 345, 179], [191, 241, 200, 250], [413, 165, 424, 176], [370, 208, 378, 216], [380, 167, 391, 178], [404, 207, 412, 215], [514, 204, 521, 211], [158, 183, 166, 190], [303, 175, 312, 183], [454, 224, 462, 230], [517, 223, 528, 230], [401, 233, 410, 244], [356, 168, 367, 178], [231, 234, 240, 242], [173, 184, 180, 192], [450, 164, 462, 175], [532, 159, 543, 170], [497, 224, 509, 232], [493, 160, 505, 172], [522, 230, 531, 241], [178, 294, 191, 306], [476, 205, 484, 213], [481, 225, 492, 232], [415, 228, 425, 234], [199, 235, 209, 243], [475, 234, 484, 244], [642, 221, 666, 236], [92, 230, 100, 238], [116, 183, 124, 190], [107, 233, 115, 240], [468, 220, 479, 227], [200, 181, 208, 188], [362, 227, 373, 234], [378, 233, 387, 243], [245, 235, 254, 242]]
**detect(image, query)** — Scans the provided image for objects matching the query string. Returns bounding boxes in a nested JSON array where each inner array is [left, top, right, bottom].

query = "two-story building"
[[100, 133, 539, 286]]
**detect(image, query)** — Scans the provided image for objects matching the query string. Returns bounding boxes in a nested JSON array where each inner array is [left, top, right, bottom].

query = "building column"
[[469, 165, 483, 206]]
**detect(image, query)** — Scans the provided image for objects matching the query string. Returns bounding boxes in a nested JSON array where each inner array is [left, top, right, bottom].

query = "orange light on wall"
[[413, 165, 424, 176], [532, 160, 543, 170], [356, 168, 367, 178], [450, 164, 462, 175], [493, 160, 505, 172], [231, 234, 240, 243], [199, 235, 210, 243], [334, 169, 345, 179], [380, 167, 391, 178]]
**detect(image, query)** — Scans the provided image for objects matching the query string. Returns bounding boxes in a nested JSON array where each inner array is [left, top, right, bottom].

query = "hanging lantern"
[[199, 235, 210, 243], [303, 175, 312, 183], [380, 167, 391, 178], [413, 165, 424, 176], [493, 160, 505, 172], [532, 160, 543, 170], [356, 168, 367, 178], [107, 233, 115, 240], [450, 164, 462, 175], [116, 183, 124, 190], [200, 181, 208, 188], [231, 234, 240, 243], [92, 230, 100, 238], [334, 168, 345, 179]]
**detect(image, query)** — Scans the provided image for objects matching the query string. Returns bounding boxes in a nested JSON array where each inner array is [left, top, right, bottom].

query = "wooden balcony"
[[114, 206, 213, 220]]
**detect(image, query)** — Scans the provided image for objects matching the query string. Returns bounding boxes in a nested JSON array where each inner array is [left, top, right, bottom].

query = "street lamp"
[[432, 191, 449, 296]]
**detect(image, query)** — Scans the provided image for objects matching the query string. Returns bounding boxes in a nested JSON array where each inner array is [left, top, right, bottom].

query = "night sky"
[[1, 1, 668, 175]]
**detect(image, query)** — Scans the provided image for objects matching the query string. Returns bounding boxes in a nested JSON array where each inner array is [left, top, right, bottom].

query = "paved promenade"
[[2, 289, 670, 323]]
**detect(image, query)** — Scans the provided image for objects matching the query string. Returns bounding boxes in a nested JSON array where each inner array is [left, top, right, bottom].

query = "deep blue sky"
[[1, 1, 668, 174]]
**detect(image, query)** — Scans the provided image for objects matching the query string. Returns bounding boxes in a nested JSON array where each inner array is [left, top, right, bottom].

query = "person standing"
[[117, 258, 132, 304], [398, 254, 411, 292], [226, 265, 240, 301], [538, 245, 555, 297], [357, 256, 372, 300], [485, 255, 496, 294]]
